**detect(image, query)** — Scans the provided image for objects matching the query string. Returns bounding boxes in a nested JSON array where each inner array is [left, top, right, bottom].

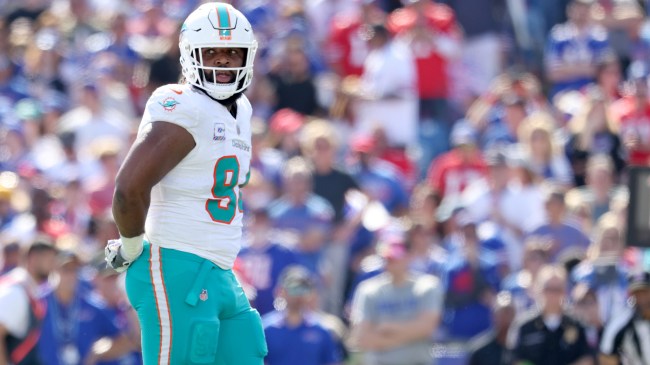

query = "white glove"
[[105, 235, 144, 273]]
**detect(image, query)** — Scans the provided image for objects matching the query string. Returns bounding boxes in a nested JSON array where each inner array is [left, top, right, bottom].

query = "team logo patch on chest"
[[213, 123, 226, 141], [159, 97, 180, 111]]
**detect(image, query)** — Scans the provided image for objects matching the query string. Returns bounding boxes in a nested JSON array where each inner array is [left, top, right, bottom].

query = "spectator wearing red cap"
[[348, 134, 409, 215], [269, 108, 306, 159]]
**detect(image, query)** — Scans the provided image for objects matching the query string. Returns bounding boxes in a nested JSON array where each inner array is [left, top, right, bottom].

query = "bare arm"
[[598, 354, 619, 365], [112, 121, 195, 237], [0, 325, 8, 365], [85, 334, 135, 365], [570, 355, 594, 365], [546, 63, 597, 82], [375, 311, 440, 346], [350, 321, 399, 352]]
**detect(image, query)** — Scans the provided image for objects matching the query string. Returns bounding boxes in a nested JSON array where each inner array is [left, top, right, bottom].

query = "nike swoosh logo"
[[171, 89, 183, 95], [193, 28, 202, 32], [244, 28, 250, 32]]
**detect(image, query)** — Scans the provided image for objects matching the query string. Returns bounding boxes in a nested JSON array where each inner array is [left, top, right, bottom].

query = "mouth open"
[[215, 71, 235, 84]]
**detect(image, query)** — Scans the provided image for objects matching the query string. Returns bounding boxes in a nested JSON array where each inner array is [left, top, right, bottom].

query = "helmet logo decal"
[[208, 3, 236, 40]]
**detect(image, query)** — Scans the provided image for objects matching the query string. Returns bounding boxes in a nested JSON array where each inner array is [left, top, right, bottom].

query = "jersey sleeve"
[[139, 85, 199, 139]]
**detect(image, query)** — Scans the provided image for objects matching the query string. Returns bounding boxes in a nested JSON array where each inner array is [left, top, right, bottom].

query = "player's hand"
[[104, 239, 140, 273]]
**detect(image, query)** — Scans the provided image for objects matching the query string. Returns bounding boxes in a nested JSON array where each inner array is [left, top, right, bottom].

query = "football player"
[[105, 3, 267, 364]]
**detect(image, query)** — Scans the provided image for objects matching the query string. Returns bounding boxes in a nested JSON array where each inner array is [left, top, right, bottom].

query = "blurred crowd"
[[2, 0, 650, 364]]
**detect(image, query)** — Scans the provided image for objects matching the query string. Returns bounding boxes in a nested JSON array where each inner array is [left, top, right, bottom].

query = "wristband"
[[120, 234, 144, 260]]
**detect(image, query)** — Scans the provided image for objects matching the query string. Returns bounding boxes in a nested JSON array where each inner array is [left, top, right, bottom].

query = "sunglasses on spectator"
[[543, 285, 566, 293]]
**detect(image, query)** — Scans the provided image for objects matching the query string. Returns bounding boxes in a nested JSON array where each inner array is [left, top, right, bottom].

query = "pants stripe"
[[149, 246, 172, 365]]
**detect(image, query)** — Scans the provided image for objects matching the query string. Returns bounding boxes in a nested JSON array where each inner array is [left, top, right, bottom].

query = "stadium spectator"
[[570, 284, 603, 359], [91, 261, 141, 365], [348, 135, 410, 215], [267, 38, 321, 116], [440, 212, 503, 340], [0, 239, 56, 365], [38, 249, 132, 365], [301, 120, 360, 223], [388, 0, 462, 124], [442, 0, 507, 97], [239, 209, 300, 316], [593, 55, 623, 103], [427, 121, 487, 200], [545, 0, 611, 96], [461, 147, 526, 270], [479, 94, 529, 150], [268, 108, 306, 159], [599, 270, 650, 364], [326, 0, 386, 77], [530, 187, 591, 263], [350, 235, 443, 365], [510, 265, 593, 365], [351, 23, 418, 147], [571, 213, 630, 324], [268, 157, 334, 274], [467, 291, 516, 365], [263, 265, 342, 365], [518, 112, 573, 186], [565, 86, 625, 186], [572, 154, 626, 223], [0, 241, 20, 275], [502, 237, 553, 314], [56, 84, 130, 163], [612, 67, 650, 166]]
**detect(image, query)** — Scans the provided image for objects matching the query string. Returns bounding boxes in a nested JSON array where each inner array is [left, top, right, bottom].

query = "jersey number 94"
[[205, 155, 249, 224]]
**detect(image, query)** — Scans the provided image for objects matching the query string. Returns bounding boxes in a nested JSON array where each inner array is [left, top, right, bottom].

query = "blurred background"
[[2, 0, 650, 364]]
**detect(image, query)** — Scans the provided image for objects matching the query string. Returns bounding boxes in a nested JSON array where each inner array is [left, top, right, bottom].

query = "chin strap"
[[195, 86, 246, 112]]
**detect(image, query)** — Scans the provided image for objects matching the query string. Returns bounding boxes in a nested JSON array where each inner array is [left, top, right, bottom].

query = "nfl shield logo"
[[200, 289, 208, 301]]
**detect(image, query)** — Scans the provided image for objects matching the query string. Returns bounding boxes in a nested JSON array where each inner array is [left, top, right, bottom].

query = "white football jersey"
[[138, 83, 252, 269]]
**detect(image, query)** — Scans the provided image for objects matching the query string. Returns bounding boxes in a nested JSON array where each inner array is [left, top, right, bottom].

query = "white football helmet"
[[179, 2, 257, 100]]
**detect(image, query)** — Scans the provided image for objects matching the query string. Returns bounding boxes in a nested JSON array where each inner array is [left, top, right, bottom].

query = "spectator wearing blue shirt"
[[530, 187, 591, 263], [239, 209, 300, 316], [348, 137, 409, 215], [440, 214, 503, 340], [263, 266, 342, 365], [38, 251, 132, 365], [268, 157, 335, 274], [91, 263, 141, 365], [480, 94, 527, 151], [502, 237, 552, 314], [545, 0, 611, 96]]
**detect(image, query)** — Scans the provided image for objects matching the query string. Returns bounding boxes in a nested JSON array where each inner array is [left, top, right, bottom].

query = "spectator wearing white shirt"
[[353, 23, 418, 147], [0, 239, 57, 365]]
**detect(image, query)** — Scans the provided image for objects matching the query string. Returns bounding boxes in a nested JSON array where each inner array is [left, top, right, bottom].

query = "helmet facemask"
[[180, 41, 257, 100]]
